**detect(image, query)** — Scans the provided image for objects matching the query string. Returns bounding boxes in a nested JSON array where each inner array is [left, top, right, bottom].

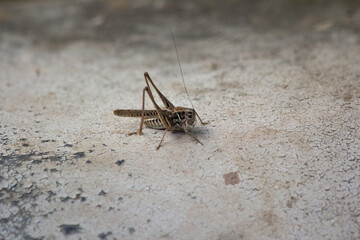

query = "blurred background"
[[1, 0, 360, 44]]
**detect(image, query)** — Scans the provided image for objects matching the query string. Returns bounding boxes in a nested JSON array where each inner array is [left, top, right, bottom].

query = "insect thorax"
[[143, 107, 196, 132], [171, 107, 196, 131]]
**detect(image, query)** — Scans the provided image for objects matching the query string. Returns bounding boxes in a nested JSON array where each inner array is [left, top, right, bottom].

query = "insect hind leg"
[[139, 86, 155, 135], [144, 72, 175, 109], [138, 86, 168, 135]]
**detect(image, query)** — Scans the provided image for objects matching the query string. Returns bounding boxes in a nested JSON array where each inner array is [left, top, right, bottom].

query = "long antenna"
[[170, 29, 195, 110]]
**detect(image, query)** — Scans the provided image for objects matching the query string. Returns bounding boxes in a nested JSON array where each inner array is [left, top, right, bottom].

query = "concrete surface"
[[0, 0, 359, 239]]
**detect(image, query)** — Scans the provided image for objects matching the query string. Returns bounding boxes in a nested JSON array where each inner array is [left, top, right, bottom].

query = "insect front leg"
[[186, 131, 204, 146], [195, 110, 208, 125]]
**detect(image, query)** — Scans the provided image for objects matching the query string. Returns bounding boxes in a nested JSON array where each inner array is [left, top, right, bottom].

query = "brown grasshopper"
[[114, 33, 206, 150]]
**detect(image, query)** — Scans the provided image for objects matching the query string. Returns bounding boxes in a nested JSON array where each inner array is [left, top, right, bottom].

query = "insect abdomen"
[[144, 118, 165, 129]]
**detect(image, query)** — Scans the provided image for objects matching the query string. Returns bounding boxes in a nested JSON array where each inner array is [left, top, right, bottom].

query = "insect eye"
[[187, 112, 193, 118]]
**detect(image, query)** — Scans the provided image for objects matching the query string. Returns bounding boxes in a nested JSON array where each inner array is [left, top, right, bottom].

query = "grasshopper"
[[114, 32, 207, 150]]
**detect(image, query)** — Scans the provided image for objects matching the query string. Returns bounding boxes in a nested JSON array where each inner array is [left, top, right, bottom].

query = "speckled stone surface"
[[0, 1, 359, 239]]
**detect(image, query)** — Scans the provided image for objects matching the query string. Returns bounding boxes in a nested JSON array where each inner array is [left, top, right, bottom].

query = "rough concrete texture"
[[0, 0, 359, 239]]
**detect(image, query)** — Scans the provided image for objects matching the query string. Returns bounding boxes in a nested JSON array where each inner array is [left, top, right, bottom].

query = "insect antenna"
[[170, 30, 196, 110], [170, 30, 207, 125]]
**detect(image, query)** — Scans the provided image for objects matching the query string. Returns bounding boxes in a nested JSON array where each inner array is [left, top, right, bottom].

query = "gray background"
[[0, 0, 359, 239]]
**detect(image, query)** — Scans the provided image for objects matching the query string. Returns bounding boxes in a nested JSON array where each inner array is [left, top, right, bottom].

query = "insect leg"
[[194, 110, 208, 125], [144, 72, 175, 109], [138, 87, 147, 135], [186, 132, 204, 146], [156, 129, 168, 150], [138, 86, 170, 135]]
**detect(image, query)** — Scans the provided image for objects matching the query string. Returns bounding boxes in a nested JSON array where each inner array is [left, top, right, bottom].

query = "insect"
[[114, 32, 207, 150]]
